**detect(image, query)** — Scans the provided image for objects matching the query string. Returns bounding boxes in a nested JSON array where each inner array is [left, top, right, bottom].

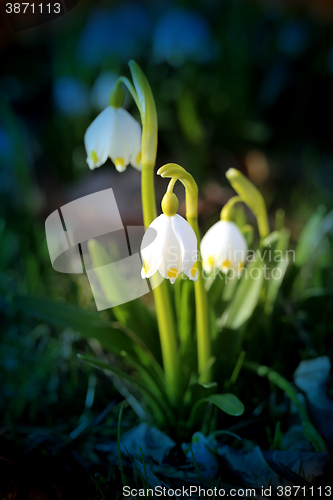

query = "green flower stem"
[[188, 215, 212, 383], [220, 196, 242, 221], [113, 76, 141, 111], [226, 169, 269, 239], [127, 62, 180, 405], [141, 164, 181, 404], [157, 164, 212, 383], [141, 163, 157, 224]]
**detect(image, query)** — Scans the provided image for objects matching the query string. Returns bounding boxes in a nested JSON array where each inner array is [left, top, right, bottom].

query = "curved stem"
[[127, 62, 180, 405], [141, 164, 181, 405], [157, 164, 212, 383], [167, 178, 177, 193], [117, 76, 141, 111], [220, 196, 242, 221], [226, 169, 269, 239]]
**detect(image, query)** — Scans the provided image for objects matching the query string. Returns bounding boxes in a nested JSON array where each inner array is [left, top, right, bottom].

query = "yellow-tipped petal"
[[208, 255, 215, 267], [167, 268, 178, 280], [90, 150, 98, 164], [222, 259, 232, 271], [142, 259, 150, 274], [114, 157, 126, 172]]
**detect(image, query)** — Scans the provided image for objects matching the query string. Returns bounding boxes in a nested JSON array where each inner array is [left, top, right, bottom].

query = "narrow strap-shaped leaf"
[[218, 252, 265, 330], [78, 354, 176, 428], [14, 295, 135, 355], [88, 239, 161, 362], [295, 205, 326, 267], [120, 351, 167, 402], [265, 228, 290, 315]]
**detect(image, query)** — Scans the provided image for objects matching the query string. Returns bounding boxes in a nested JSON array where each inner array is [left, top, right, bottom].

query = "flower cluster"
[[84, 81, 249, 286]]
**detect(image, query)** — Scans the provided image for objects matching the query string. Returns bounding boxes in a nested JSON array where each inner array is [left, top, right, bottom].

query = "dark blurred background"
[[1, 0, 333, 493]]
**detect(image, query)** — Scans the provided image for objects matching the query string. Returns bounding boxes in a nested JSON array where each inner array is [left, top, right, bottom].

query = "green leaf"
[[295, 206, 326, 267], [265, 228, 290, 315], [78, 354, 175, 428], [14, 295, 135, 356], [262, 231, 280, 248], [177, 278, 195, 359], [207, 272, 226, 309], [241, 225, 254, 247], [87, 239, 161, 362], [188, 382, 219, 406], [188, 393, 244, 428], [203, 394, 245, 416], [218, 252, 265, 330], [120, 351, 167, 402]]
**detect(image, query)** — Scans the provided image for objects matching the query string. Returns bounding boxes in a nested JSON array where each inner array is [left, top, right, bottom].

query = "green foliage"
[[3, 5, 333, 456]]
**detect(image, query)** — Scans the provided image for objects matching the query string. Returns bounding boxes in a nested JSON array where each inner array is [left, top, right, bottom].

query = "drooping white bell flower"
[[201, 220, 247, 274], [141, 212, 198, 284], [84, 106, 141, 172]]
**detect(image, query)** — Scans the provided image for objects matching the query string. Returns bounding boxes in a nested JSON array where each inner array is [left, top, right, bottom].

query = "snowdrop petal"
[[84, 106, 115, 170], [140, 213, 198, 284], [84, 106, 142, 172], [141, 214, 169, 279], [121, 109, 142, 170], [109, 108, 141, 172], [158, 221, 182, 284], [109, 111, 131, 172], [201, 220, 247, 274], [171, 214, 198, 281]]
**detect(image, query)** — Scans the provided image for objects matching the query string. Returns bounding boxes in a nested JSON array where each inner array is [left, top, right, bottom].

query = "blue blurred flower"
[[152, 8, 213, 67], [276, 19, 309, 57], [77, 2, 150, 66], [53, 76, 89, 116]]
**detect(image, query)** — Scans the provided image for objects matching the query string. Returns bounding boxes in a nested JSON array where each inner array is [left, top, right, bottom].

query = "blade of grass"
[[140, 447, 150, 488], [189, 446, 202, 486], [118, 401, 127, 486]]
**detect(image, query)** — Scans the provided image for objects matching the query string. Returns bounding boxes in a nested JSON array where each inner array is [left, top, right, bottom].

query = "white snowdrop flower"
[[201, 220, 247, 274], [140, 193, 198, 284], [84, 106, 141, 172]]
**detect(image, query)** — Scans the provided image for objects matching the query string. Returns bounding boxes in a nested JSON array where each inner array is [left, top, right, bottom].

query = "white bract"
[[201, 220, 247, 273], [141, 213, 198, 284], [84, 106, 141, 172]]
